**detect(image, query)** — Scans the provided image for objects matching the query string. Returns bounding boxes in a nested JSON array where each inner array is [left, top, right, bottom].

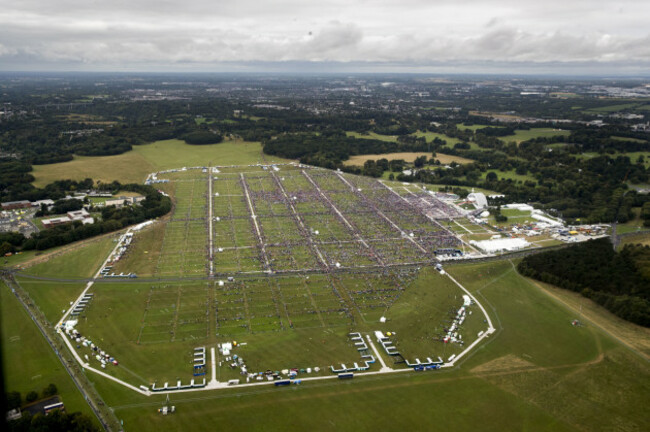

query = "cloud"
[[0, 0, 648, 72]]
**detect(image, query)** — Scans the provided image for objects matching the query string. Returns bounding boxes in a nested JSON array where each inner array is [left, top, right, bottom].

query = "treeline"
[[1, 119, 223, 165], [518, 238, 650, 327], [6, 384, 99, 431], [181, 130, 224, 145], [7, 411, 98, 432], [0, 176, 99, 205]]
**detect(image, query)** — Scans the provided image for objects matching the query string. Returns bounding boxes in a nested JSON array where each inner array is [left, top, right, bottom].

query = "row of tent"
[[70, 293, 93, 316], [330, 333, 376, 373], [151, 378, 206, 392]]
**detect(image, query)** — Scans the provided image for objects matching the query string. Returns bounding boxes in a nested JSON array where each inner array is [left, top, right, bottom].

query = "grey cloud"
[[0, 0, 649, 72]]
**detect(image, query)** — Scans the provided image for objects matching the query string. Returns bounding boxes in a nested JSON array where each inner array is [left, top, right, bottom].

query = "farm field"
[[344, 152, 473, 166]]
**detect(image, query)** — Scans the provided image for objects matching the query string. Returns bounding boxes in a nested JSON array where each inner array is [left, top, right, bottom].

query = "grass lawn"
[[611, 136, 648, 144], [16, 236, 115, 323], [499, 128, 570, 144], [480, 169, 536, 184], [583, 103, 641, 113], [15, 133, 650, 431], [412, 130, 464, 146], [63, 258, 650, 432], [456, 123, 503, 132], [1, 281, 98, 426], [32, 152, 154, 187], [32, 139, 290, 187], [344, 152, 473, 166], [346, 131, 399, 142], [579, 151, 650, 168], [22, 235, 114, 278]]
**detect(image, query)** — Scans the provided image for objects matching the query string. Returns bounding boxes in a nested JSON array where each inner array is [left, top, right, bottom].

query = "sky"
[[0, 0, 649, 74]]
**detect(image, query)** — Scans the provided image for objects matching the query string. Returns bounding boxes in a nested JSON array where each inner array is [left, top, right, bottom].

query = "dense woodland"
[[518, 238, 650, 326]]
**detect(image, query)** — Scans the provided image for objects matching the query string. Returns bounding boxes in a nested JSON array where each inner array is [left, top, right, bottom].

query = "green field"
[[32, 139, 291, 187], [345, 131, 399, 142], [10, 136, 650, 431], [499, 128, 570, 144], [579, 151, 650, 168], [0, 281, 99, 426], [480, 169, 536, 184], [37, 258, 648, 431], [456, 123, 504, 131], [611, 136, 648, 144], [583, 102, 641, 113], [411, 130, 467, 147]]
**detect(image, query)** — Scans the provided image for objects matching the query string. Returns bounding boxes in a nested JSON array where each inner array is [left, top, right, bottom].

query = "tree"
[[25, 391, 38, 403], [414, 155, 427, 168], [0, 241, 15, 256], [42, 383, 58, 397], [486, 171, 498, 182], [6, 391, 21, 410]]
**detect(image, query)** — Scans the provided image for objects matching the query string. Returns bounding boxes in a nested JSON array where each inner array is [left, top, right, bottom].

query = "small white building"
[[470, 237, 530, 254]]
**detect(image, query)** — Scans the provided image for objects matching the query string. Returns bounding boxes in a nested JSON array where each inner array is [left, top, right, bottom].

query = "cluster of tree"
[[262, 131, 429, 167], [6, 384, 59, 411], [7, 411, 98, 432], [28, 184, 170, 250], [0, 159, 35, 202], [643, 202, 650, 227], [518, 238, 650, 326], [490, 205, 508, 222], [180, 130, 224, 145], [4, 181, 171, 251], [0, 232, 26, 255], [35, 198, 84, 217], [1, 178, 101, 206]]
